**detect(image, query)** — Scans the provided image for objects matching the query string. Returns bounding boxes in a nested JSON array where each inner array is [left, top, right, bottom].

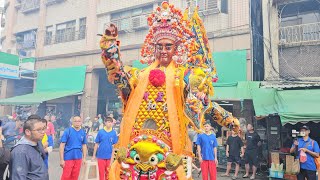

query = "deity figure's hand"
[[100, 24, 131, 99]]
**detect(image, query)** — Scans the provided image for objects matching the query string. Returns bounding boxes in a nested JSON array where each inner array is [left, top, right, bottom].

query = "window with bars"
[[55, 20, 76, 43], [44, 26, 53, 45], [196, 0, 218, 11], [110, 5, 153, 32], [21, 0, 40, 13], [16, 30, 37, 49], [79, 18, 86, 40], [183, 0, 220, 15]]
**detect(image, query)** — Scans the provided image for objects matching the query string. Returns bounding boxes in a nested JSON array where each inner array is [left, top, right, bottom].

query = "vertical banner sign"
[[0, 52, 20, 79]]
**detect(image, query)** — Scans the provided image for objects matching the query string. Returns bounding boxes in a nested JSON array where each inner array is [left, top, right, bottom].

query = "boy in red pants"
[[196, 121, 219, 180], [92, 117, 118, 180], [59, 116, 87, 180]]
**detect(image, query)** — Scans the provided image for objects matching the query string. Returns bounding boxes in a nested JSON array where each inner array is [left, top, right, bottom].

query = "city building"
[[0, 0, 252, 121], [258, 0, 320, 153], [262, 0, 320, 83]]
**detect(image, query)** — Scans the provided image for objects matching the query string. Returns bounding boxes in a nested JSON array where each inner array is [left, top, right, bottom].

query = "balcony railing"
[[44, 30, 86, 45], [106, 14, 149, 33], [17, 40, 36, 49], [21, 0, 40, 13], [279, 22, 320, 46]]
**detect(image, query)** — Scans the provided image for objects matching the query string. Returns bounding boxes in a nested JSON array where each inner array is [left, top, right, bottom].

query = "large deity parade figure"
[[100, 2, 240, 179]]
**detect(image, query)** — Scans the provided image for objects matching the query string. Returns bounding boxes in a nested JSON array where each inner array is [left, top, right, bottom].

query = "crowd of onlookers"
[[0, 114, 119, 180], [83, 114, 120, 135], [1, 113, 319, 180], [0, 112, 120, 180], [190, 123, 319, 180]]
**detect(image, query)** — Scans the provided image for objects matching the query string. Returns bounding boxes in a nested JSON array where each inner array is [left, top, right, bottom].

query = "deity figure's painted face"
[[155, 38, 176, 67]]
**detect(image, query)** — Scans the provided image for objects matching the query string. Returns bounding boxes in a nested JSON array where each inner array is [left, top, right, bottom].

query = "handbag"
[[315, 156, 320, 170], [299, 141, 311, 163], [300, 151, 307, 163]]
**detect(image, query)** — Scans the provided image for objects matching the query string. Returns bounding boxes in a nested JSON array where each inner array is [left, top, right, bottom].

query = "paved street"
[[49, 149, 267, 180]]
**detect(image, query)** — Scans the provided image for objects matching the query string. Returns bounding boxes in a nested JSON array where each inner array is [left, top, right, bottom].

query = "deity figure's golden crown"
[[140, 1, 196, 65]]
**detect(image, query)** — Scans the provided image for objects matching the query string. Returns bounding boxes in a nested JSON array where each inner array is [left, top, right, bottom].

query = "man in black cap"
[[290, 125, 319, 180]]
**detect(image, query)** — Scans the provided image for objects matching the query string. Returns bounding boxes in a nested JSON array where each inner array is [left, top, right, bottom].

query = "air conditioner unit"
[[207, 0, 218, 10], [132, 16, 148, 30]]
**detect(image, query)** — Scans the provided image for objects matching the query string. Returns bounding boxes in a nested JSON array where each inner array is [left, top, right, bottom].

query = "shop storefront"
[[0, 65, 87, 126], [253, 87, 320, 178]]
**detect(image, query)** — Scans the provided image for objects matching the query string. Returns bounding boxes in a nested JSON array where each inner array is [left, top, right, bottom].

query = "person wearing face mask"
[[290, 125, 319, 180]]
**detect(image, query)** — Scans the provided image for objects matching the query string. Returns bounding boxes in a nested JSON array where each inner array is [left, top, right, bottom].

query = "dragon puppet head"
[[128, 141, 167, 172], [116, 135, 182, 173]]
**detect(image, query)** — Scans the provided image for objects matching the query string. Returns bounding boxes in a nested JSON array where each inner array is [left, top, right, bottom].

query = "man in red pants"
[[92, 117, 118, 180], [59, 116, 87, 180], [196, 121, 219, 180]]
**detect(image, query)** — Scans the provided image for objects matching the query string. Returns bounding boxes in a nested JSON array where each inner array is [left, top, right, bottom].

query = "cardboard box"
[[271, 152, 280, 164]]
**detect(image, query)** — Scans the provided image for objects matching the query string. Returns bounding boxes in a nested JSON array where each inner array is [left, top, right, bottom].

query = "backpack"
[[0, 147, 10, 180], [311, 140, 320, 170], [5, 142, 47, 180], [0, 147, 10, 165]]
